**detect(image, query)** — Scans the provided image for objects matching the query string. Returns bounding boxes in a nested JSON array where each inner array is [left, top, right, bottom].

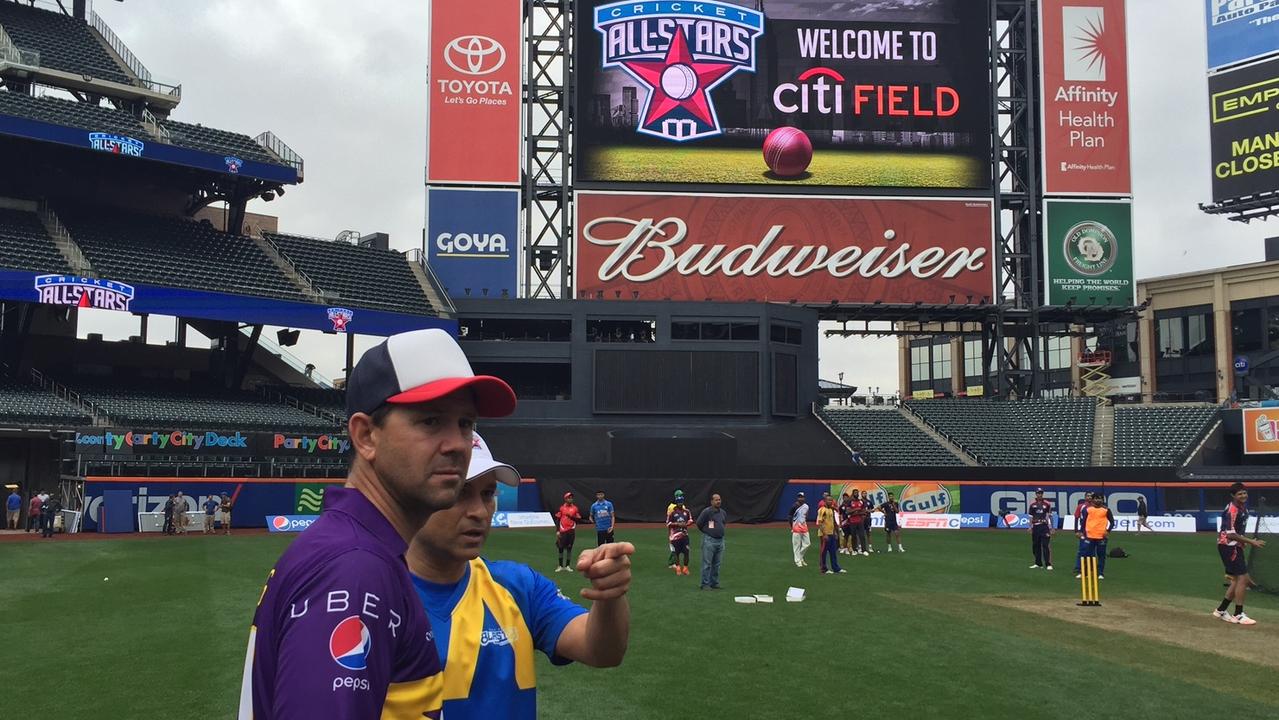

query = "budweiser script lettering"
[[583, 216, 988, 282]]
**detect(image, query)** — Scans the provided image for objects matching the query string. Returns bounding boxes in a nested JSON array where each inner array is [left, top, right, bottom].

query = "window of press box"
[[459, 317, 571, 342], [587, 318, 655, 343], [470, 361, 571, 400], [671, 320, 760, 341], [769, 323, 802, 345]]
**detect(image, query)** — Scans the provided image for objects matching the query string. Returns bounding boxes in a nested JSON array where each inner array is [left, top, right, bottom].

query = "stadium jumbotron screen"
[[575, 0, 993, 192]]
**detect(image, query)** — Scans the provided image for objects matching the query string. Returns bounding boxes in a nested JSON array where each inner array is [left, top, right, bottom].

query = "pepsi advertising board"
[[81, 481, 334, 531], [575, 0, 993, 192], [1205, 0, 1279, 72], [426, 188, 519, 299], [266, 515, 320, 533]]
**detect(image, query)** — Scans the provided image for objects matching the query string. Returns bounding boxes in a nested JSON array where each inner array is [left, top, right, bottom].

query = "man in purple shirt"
[[238, 328, 516, 719]]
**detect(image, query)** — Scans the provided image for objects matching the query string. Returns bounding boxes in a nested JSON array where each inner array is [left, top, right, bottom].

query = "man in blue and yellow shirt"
[[407, 433, 634, 718]]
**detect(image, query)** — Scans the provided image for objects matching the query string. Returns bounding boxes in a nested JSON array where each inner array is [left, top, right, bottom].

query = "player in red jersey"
[[554, 492, 583, 573]]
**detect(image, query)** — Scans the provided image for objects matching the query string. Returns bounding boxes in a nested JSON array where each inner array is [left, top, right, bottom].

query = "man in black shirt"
[[879, 493, 903, 553], [695, 494, 727, 590], [1028, 488, 1054, 570]]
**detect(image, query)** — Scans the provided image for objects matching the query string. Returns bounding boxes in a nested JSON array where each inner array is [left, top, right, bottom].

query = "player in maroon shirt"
[[555, 492, 584, 572]]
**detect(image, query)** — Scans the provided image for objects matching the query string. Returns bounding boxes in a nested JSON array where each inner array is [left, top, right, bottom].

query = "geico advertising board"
[[575, 0, 993, 191], [427, 0, 522, 184], [969, 485, 1157, 518], [1209, 57, 1279, 203], [426, 188, 519, 299], [575, 192, 994, 303]]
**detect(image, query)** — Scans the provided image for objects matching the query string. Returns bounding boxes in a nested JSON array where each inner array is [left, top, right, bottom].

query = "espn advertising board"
[[426, 0, 522, 185], [1208, 56, 1279, 203], [1038, 0, 1132, 196], [1205, 0, 1279, 72], [1242, 406, 1279, 454], [1044, 199, 1134, 307], [426, 187, 520, 299], [574, 0, 993, 192], [574, 191, 995, 304]]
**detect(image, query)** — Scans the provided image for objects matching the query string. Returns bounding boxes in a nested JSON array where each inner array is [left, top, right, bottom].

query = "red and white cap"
[[467, 433, 520, 487], [345, 328, 516, 417]]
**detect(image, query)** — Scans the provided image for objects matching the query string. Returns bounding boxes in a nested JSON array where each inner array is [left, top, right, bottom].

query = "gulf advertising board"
[[427, 0, 523, 185], [1205, 0, 1279, 72], [1043, 199, 1134, 306], [574, 192, 994, 304], [1208, 56, 1279, 203], [574, 0, 993, 192], [1038, 0, 1132, 196], [426, 188, 520, 299]]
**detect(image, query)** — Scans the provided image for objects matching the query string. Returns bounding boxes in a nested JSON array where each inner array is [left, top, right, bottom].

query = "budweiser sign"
[[575, 193, 994, 304]]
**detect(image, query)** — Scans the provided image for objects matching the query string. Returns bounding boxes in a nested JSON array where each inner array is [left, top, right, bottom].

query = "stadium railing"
[[88, 9, 180, 98]]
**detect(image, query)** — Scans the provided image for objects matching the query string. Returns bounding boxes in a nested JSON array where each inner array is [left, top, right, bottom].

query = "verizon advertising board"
[[427, 0, 522, 184], [575, 192, 994, 304], [1038, 0, 1132, 196]]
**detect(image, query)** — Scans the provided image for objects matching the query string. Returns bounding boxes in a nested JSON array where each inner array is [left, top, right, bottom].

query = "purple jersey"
[[238, 487, 444, 719]]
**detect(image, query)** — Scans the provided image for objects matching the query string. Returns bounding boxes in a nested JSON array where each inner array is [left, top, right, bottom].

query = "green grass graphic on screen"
[[294, 484, 326, 513]]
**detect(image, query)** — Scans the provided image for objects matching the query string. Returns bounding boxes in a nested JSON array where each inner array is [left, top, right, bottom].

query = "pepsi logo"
[[444, 35, 506, 76], [329, 616, 372, 671], [1003, 513, 1019, 527], [271, 516, 290, 531]]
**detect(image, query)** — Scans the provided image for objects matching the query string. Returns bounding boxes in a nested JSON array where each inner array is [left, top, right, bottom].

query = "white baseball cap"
[[467, 432, 520, 487]]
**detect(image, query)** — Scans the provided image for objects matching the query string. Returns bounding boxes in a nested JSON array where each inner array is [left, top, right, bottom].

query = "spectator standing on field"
[[220, 493, 233, 535], [6, 487, 20, 529], [173, 490, 188, 534], [1136, 495, 1153, 532], [203, 495, 219, 533], [162, 493, 175, 535], [789, 492, 810, 568], [41, 493, 60, 538], [27, 492, 42, 532], [696, 493, 727, 590]]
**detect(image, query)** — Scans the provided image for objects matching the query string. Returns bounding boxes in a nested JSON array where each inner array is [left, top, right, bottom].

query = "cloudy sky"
[[83, 0, 1272, 393]]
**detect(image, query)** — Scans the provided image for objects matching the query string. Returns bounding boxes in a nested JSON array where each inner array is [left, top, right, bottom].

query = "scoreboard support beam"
[[523, 0, 573, 299]]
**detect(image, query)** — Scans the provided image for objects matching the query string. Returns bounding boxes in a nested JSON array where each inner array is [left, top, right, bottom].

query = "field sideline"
[[3, 527, 1277, 718]]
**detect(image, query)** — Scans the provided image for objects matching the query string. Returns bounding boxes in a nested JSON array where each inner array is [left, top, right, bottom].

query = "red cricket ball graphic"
[[762, 126, 813, 178]]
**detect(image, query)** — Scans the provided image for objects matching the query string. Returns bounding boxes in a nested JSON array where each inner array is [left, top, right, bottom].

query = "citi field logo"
[[1062, 6, 1109, 82], [444, 35, 506, 76], [1062, 221, 1118, 277], [594, 0, 764, 142], [34, 275, 135, 311], [88, 132, 145, 157], [329, 616, 372, 671]]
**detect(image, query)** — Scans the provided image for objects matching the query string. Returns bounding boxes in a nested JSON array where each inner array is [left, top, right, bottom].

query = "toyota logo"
[[444, 35, 506, 76]]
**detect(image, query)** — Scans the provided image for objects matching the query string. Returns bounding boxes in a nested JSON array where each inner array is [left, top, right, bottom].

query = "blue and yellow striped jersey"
[[410, 558, 587, 719]]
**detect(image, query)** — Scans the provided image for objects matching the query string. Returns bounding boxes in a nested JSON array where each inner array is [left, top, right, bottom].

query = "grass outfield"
[[585, 146, 986, 188], [3, 528, 1278, 718]]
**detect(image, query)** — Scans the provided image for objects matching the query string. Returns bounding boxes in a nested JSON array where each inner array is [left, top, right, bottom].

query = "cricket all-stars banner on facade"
[[426, 187, 520, 299], [575, 192, 995, 303], [575, 0, 993, 191], [1205, 0, 1279, 72], [1208, 56, 1279, 203], [1044, 199, 1134, 306], [427, 0, 523, 184], [1038, 0, 1132, 196]]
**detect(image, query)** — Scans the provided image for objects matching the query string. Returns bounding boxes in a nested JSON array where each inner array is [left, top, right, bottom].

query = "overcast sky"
[[84, 0, 1273, 394]]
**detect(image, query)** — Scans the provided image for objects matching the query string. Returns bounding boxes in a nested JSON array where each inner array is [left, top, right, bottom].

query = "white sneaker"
[[823, 570, 833, 575], [1098, 575, 1104, 580], [898, 546, 904, 552], [668, 564, 676, 569], [838, 569, 847, 574], [887, 546, 893, 552], [1030, 564, 1041, 569], [800, 560, 808, 567], [554, 566, 563, 573], [1075, 573, 1082, 579], [1213, 609, 1236, 623], [1046, 565, 1054, 570], [861, 551, 870, 557], [1235, 613, 1257, 626]]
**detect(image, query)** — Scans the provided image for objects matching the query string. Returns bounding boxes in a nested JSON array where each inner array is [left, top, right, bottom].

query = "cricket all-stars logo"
[[88, 132, 145, 157], [594, 0, 764, 142], [327, 307, 354, 332], [1062, 220, 1118, 277], [224, 155, 243, 173], [34, 275, 135, 311]]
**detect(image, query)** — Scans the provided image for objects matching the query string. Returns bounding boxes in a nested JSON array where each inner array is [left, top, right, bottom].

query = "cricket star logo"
[[1062, 6, 1109, 82], [594, 0, 763, 142], [327, 307, 354, 332], [1063, 220, 1118, 277]]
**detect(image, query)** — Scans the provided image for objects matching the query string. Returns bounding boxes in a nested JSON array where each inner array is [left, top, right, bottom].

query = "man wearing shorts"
[[1214, 482, 1267, 625], [554, 492, 582, 573], [879, 492, 903, 552]]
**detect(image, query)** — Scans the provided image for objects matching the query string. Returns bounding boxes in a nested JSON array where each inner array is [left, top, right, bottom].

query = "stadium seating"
[[0, 376, 91, 426], [0, 3, 133, 85], [268, 386, 345, 417], [67, 378, 339, 431], [0, 90, 145, 137], [905, 398, 1096, 466], [265, 232, 437, 315], [1114, 405, 1219, 467], [160, 119, 279, 165], [59, 207, 308, 301], [816, 406, 965, 466], [0, 207, 71, 274]]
